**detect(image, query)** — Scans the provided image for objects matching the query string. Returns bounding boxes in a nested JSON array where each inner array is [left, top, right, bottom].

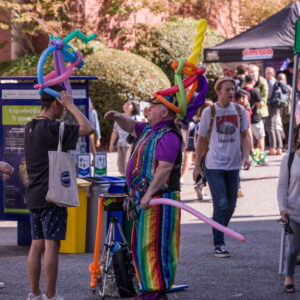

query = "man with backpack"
[[193, 77, 250, 258], [265, 67, 289, 155]]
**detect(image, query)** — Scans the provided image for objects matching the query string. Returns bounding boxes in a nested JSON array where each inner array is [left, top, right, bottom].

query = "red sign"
[[242, 48, 273, 60]]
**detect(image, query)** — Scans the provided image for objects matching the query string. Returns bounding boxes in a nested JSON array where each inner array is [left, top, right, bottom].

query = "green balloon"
[[250, 151, 267, 163], [174, 58, 187, 120]]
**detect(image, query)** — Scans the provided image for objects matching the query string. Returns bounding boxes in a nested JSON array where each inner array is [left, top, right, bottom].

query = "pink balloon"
[[149, 198, 249, 243], [44, 71, 57, 82], [34, 51, 83, 90], [34, 71, 57, 89], [295, 100, 300, 125]]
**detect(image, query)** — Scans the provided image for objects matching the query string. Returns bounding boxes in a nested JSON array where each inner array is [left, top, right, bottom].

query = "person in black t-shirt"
[[24, 85, 93, 300], [243, 75, 266, 162]]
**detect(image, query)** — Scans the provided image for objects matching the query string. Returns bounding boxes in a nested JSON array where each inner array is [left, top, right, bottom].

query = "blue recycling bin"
[[100, 176, 126, 242]]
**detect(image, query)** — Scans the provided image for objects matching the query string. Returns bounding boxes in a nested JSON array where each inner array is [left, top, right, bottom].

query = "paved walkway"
[[1, 152, 299, 299]]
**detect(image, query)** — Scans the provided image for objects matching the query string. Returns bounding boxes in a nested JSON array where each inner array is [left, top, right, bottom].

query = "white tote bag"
[[46, 122, 79, 207]]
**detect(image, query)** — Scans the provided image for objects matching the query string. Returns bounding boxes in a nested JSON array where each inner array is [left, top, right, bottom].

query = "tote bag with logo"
[[46, 122, 79, 207]]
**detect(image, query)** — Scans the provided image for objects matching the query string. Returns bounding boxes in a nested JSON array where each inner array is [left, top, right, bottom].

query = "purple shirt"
[[126, 120, 181, 187]]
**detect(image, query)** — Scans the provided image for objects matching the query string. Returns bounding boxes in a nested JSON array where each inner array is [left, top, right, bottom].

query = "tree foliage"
[[240, 0, 293, 29], [196, 0, 294, 37], [132, 17, 224, 100], [0, 0, 94, 54], [0, 43, 170, 145], [98, 0, 295, 44]]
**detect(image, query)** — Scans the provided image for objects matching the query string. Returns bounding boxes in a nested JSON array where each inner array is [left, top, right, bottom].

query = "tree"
[[0, 0, 94, 55], [197, 0, 294, 37], [240, 0, 293, 29], [132, 17, 224, 100]]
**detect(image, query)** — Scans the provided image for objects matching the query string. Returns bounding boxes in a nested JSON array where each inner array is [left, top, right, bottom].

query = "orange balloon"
[[89, 196, 103, 289], [172, 61, 198, 77], [152, 93, 182, 114], [186, 79, 198, 104]]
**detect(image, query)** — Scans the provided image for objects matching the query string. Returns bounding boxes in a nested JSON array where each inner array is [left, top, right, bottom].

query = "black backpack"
[[268, 81, 290, 108], [112, 243, 139, 297]]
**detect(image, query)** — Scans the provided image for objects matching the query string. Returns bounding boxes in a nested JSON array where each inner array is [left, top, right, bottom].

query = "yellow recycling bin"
[[60, 178, 91, 254]]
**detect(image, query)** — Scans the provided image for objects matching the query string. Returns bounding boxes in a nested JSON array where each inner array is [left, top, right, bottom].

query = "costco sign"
[[242, 48, 273, 60]]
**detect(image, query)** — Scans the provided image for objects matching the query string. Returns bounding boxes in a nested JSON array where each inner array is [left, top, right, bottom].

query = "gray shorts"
[[251, 120, 265, 139]]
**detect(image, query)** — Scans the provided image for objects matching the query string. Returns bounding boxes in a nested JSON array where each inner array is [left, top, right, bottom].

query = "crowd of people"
[[233, 63, 292, 157], [104, 69, 298, 297], [0, 62, 297, 300]]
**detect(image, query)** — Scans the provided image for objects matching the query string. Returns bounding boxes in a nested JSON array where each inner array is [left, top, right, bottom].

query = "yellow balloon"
[[187, 19, 208, 65]]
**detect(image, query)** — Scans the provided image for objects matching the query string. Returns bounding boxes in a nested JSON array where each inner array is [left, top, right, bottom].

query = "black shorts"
[[29, 207, 68, 240]]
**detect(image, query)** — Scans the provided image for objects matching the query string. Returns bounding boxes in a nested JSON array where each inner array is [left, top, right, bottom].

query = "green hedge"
[[0, 44, 170, 146], [81, 49, 170, 145], [132, 18, 225, 100]]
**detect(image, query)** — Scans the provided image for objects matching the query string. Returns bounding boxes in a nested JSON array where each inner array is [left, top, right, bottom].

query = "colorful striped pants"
[[131, 191, 181, 292]]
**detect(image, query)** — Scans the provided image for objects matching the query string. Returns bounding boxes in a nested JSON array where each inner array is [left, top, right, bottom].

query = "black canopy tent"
[[204, 2, 300, 63]]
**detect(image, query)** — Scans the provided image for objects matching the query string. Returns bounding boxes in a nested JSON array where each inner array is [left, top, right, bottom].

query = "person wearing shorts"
[[251, 120, 265, 140], [243, 75, 266, 163], [180, 120, 197, 183], [29, 207, 68, 241], [24, 85, 93, 300]]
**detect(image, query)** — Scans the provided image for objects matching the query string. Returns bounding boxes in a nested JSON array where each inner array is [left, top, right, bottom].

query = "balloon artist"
[[105, 19, 208, 297]]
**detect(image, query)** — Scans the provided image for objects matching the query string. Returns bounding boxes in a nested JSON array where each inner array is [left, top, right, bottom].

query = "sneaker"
[[194, 185, 203, 200], [27, 293, 42, 300], [214, 244, 230, 258], [42, 293, 64, 300], [0, 282, 4, 289], [257, 160, 268, 166], [202, 192, 209, 200], [195, 185, 209, 201]]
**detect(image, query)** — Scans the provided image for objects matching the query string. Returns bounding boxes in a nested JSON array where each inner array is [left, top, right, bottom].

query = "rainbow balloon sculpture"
[[34, 29, 97, 99], [152, 19, 208, 121]]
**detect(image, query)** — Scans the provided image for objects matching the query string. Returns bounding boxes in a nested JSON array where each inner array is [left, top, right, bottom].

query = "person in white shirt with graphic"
[[194, 77, 250, 258]]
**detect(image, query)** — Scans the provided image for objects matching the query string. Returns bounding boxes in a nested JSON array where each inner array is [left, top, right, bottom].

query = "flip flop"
[[284, 284, 295, 293]]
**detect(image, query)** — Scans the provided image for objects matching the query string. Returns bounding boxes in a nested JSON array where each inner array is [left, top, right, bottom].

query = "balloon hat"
[[34, 29, 97, 99], [152, 19, 208, 121]]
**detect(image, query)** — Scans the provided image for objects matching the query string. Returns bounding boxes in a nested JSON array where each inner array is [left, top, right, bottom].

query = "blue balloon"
[[37, 45, 57, 86], [62, 45, 77, 62], [78, 59, 84, 69], [44, 87, 60, 99], [37, 45, 58, 97]]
